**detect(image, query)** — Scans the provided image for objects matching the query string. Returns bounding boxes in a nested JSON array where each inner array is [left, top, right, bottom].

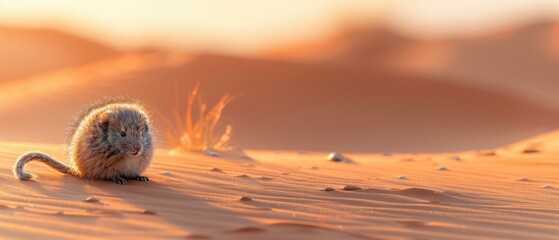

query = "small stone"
[[328, 152, 343, 162], [83, 197, 100, 203], [205, 149, 220, 157], [451, 156, 461, 161], [523, 149, 540, 154], [518, 178, 530, 182], [311, 166, 319, 170], [324, 187, 336, 191], [237, 174, 251, 178], [479, 151, 496, 156], [259, 177, 274, 181], [542, 185, 554, 189], [343, 185, 362, 191], [240, 196, 253, 201], [161, 172, 174, 176], [210, 168, 224, 173], [397, 175, 407, 180], [327, 152, 352, 163], [142, 210, 158, 215], [438, 166, 448, 171]]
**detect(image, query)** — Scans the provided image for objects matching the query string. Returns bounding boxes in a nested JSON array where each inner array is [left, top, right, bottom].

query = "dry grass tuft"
[[165, 82, 237, 152]]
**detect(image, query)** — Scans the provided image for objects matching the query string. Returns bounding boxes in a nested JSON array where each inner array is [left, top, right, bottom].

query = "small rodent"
[[13, 97, 154, 184]]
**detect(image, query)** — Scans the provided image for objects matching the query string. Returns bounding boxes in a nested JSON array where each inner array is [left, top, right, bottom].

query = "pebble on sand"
[[451, 157, 461, 161], [83, 196, 100, 203], [327, 152, 352, 163], [205, 149, 220, 157], [438, 166, 448, 171], [397, 175, 407, 180], [343, 185, 362, 191], [523, 149, 540, 154], [479, 151, 496, 156], [142, 210, 158, 215], [518, 178, 530, 182], [240, 196, 253, 201], [542, 185, 554, 189], [211, 168, 224, 173], [311, 166, 319, 170], [324, 187, 336, 191]]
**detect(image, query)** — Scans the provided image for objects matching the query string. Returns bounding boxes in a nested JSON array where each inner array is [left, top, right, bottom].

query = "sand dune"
[[0, 52, 557, 152], [0, 131, 557, 239], [0, 24, 557, 240], [261, 25, 454, 72], [262, 21, 559, 110], [0, 26, 117, 83], [439, 21, 559, 110]]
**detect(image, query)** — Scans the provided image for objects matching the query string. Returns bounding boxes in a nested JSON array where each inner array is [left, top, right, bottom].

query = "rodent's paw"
[[135, 176, 150, 181], [112, 176, 128, 185]]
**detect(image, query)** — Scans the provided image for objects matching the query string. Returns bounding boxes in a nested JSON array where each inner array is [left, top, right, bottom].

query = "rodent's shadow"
[[18, 175, 87, 200], [20, 175, 258, 237], [89, 179, 257, 237]]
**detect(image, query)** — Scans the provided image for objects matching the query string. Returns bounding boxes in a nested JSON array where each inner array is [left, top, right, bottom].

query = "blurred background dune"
[[1, 0, 559, 152]]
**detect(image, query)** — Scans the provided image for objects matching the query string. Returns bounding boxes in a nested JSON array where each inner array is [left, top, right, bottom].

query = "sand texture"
[[0, 132, 557, 239], [1, 24, 558, 240]]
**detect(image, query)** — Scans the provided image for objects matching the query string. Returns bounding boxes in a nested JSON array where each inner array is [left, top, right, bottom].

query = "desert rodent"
[[13, 97, 154, 184]]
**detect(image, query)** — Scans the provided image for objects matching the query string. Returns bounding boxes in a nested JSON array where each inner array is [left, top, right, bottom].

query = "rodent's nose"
[[133, 143, 141, 151]]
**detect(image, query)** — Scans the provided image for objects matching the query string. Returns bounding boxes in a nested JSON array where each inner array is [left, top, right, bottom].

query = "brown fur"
[[13, 97, 155, 184]]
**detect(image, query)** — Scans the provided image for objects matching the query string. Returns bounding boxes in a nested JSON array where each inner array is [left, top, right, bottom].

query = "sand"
[[0, 131, 557, 239], [0, 26, 117, 83], [263, 21, 559, 111], [1, 25, 558, 239], [0, 52, 557, 152]]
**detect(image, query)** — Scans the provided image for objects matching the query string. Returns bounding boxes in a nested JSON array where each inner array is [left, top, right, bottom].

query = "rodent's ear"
[[99, 111, 112, 123]]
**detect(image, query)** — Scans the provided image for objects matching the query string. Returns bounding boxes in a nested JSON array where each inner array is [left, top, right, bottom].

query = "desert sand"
[[0, 132, 558, 239], [0, 52, 558, 152], [0, 26, 117, 83], [263, 21, 559, 110], [1, 25, 558, 239]]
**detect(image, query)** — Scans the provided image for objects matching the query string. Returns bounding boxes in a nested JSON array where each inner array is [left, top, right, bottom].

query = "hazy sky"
[[1, 0, 558, 54]]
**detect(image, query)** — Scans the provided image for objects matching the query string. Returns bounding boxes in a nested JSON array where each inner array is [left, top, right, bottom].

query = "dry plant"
[[165, 82, 236, 152]]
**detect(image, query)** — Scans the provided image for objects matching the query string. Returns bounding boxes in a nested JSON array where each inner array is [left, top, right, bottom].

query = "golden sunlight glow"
[[0, 0, 558, 53]]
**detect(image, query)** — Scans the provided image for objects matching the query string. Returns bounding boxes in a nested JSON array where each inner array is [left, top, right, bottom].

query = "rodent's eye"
[[120, 131, 126, 137]]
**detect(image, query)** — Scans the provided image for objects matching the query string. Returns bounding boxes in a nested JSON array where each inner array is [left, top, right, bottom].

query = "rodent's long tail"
[[13, 152, 70, 180]]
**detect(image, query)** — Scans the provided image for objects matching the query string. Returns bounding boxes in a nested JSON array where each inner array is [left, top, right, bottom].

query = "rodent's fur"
[[13, 97, 154, 184]]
